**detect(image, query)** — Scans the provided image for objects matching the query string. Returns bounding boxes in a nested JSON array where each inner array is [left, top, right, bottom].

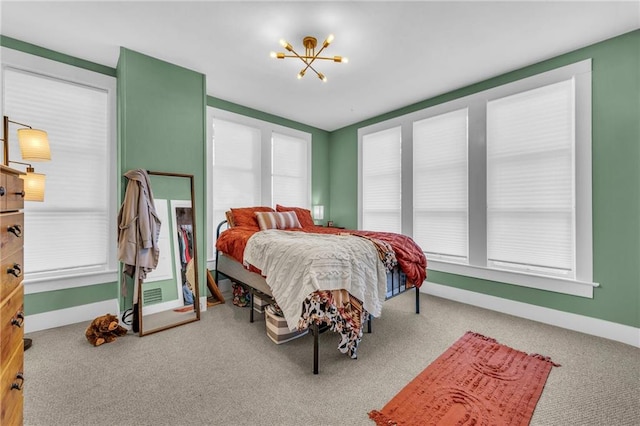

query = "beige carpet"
[[23, 291, 640, 425]]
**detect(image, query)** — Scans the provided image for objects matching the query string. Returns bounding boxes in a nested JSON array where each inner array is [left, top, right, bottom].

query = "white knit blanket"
[[243, 230, 387, 331]]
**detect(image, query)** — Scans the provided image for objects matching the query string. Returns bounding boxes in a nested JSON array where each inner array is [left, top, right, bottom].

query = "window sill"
[[428, 259, 598, 298], [24, 269, 119, 294]]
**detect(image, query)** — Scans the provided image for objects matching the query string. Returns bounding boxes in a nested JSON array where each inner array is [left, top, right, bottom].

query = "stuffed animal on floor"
[[85, 313, 128, 346]]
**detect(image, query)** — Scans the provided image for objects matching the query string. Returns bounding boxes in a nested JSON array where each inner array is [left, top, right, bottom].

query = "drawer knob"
[[7, 263, 22, 277], [14, 190, 25, 198], [0, 186, 4, 196], [8, 224, 22, 238], [11, 312, 25, 328], [10, 372, 24, 391]]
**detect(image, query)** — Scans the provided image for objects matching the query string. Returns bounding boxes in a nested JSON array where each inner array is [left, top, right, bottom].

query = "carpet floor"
[[23, 291, 640, 425]]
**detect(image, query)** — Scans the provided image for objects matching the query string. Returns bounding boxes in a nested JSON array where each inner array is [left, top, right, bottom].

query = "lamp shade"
[[17, 128, 50, 161], [20, 170, 46, 202], [313, 205, 324, 221]]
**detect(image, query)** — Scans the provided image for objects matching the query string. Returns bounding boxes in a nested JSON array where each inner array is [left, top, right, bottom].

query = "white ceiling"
[[1, 1, 638, 131]]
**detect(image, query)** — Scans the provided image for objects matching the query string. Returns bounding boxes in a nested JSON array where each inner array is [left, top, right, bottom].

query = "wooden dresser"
[[0, 165, 25, 426]]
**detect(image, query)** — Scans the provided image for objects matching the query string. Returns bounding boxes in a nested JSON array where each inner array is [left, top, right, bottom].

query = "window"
[[413, 109, 469, 263], [272, 131, 310, 207], [211, 118, 262, 227], [359, 126, 402, 233], [487, 80, 575, 278], [1, 48, 117, 291], [206, 107, 311, 265], [358, 60, 594, 297]]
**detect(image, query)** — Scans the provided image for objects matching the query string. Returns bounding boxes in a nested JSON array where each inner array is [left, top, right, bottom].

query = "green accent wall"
[[117, 48, 207, 309], [329, 30, 640, 328], [24, 283, 116, 315]]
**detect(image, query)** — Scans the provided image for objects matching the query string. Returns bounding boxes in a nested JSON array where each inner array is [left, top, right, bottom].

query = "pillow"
[[277, 211, 302, 229], [225, 211, 235, 228], [275, 205, 315, 228], [230, 206, 275, 229], [255, 211, 302, 231]]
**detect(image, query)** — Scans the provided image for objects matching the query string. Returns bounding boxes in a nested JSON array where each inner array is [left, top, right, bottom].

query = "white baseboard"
[[27, 282, 638, 348], [422, 282, 640, 348], [25, 299, 119, 334], [199, 296, 208, 312]]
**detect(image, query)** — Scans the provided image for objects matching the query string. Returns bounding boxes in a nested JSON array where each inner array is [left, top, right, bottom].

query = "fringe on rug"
[[466, 330, 498, 343], [530, 353, 561, 367], [368, 410, 397, 426], [467, 331, 560, 367]]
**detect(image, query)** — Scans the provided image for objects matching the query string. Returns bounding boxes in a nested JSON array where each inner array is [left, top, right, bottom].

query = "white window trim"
[[205, 107, 312, 268], [1, 47, 118, 294], [358, 59, 596, 298]]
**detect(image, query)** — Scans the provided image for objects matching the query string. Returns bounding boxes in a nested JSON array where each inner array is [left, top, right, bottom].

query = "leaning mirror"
[[138, 171, 200, 336]]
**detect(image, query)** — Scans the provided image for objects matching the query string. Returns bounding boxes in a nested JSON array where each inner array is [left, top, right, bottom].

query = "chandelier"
[[271, 34, 348, 82]]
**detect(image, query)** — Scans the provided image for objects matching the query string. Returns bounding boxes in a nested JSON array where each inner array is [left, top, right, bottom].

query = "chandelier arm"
[[306, 62, 324, 78], [287, 47, 308, 64], [313, 44, 329, 60], [298, 46, 328, 76], [281, 55, 335, 61]]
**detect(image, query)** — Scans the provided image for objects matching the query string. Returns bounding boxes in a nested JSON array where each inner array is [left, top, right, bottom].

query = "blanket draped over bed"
[[244, 230, 388, 332], [216, 224, 427, 358]]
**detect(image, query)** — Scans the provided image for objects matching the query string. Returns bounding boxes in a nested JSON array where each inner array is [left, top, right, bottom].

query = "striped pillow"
[[255, 211, 302, 231], [277, 211, 302, 229]]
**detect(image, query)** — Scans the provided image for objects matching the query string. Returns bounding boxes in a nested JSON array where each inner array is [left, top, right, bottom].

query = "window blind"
[[361, 127, 401, 232], [211, 119, 261, 225], [4, 68, 110, 275], [413, 108, 469, 262], [272, 132, 309, 208], [486, 79, 575, 277]]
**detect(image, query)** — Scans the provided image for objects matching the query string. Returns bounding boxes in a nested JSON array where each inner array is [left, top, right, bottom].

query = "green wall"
[[329, 30, 640, 328], [117, 48, 207, 308]]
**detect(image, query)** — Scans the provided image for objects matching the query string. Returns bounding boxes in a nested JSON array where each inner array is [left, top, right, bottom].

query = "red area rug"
[[369, 331, 559, 426]]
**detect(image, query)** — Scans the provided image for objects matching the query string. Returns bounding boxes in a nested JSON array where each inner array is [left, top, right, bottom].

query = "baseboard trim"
[[422, 281, 640, 348], [25, 299, 119, 334]]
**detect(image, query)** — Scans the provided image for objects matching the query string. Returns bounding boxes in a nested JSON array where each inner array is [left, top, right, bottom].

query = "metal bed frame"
[[214, 219, 420, 374]]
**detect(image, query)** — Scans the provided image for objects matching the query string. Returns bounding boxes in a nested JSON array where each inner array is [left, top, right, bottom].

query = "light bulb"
[[324, 34, 334, 47]]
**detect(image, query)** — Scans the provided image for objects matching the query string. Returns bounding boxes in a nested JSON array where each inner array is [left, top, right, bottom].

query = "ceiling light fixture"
[[270, 34, 348, 82]]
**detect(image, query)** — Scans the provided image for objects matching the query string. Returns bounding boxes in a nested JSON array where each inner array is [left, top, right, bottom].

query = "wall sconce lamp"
[[313, 205, 324, 222], [1, 115, 50, 201]]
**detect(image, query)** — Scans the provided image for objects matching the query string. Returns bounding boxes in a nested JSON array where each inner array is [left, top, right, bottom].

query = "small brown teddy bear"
[[85, 313, 128, 346]]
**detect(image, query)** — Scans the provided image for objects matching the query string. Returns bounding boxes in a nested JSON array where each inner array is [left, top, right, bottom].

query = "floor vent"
[[143, 287, 163, 304]]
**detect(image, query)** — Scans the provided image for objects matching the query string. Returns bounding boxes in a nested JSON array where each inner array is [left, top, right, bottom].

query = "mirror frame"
[[138, 171, 201, 336]]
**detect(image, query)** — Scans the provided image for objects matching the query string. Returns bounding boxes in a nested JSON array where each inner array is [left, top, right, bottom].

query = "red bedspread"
[[216, 225, 427, 287]]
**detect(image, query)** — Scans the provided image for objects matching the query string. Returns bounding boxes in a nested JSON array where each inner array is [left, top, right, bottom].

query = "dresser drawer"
[[0, 344, 24, 426], [1, 212, 24, 257], [1, 284, 24, 368], [0, 172, 24, 212], [1, 249, 23, 301]]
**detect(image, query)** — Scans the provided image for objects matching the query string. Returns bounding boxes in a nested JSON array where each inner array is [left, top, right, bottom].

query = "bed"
[[214, 205, 427, 374]]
